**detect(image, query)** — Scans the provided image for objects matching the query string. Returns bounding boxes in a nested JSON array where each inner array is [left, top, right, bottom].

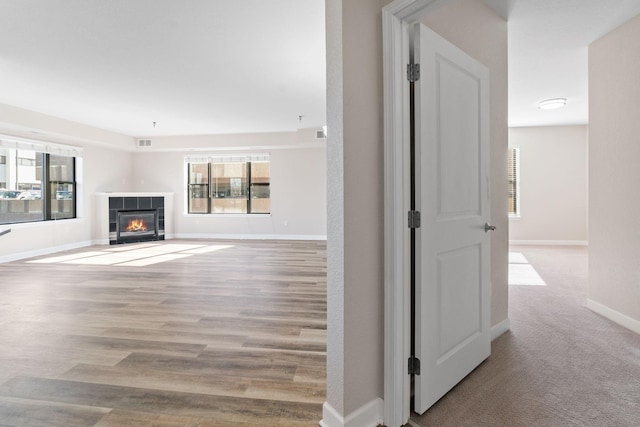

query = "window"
[[186, 155, 270, 214], [17, 157, 36, 166], [188, 163, 210, 214], [0, 138, 80, 225], [48, 154, 76, 220], [508, 147, 520, 217]]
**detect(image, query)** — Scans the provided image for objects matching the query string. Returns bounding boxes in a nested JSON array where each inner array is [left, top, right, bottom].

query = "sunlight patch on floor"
[[508, 252, 546, 286], [116, 253, 192, 266], [104, 242, 161, 252], [509, 252, 528, 264], [27, 251, 107, 264], [180, 245, 234, 254], [27, 243, 234, 267]]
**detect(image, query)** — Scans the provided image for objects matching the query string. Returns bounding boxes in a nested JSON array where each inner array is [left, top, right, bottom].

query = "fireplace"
[[108, 196, 165, 244], [117, 210, 157, 243]]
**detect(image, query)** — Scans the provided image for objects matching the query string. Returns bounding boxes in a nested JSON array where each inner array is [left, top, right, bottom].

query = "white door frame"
[[381, 1, 448, 426]]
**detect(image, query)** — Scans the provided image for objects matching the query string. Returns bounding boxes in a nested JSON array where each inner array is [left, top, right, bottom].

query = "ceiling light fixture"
[[538, 98, 567, 110]]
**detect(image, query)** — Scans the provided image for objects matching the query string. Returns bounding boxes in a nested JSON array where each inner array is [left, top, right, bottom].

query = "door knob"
[[484, 223, 496, 232]]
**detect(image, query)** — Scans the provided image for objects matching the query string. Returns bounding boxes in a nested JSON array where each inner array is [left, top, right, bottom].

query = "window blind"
[[508, 147, 520, 216], [184, 153, 269, 164], [0, 135, 83, 158]]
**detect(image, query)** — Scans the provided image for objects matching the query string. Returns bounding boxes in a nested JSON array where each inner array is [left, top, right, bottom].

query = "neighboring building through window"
[[508, 147, 520, 217], [0, 139, 79, 225], [187, 155, 270, 214]]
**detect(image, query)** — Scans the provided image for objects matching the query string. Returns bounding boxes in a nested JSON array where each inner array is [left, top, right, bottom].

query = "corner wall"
[[588, 14, 640, 330], [509, 125, 588, 245]]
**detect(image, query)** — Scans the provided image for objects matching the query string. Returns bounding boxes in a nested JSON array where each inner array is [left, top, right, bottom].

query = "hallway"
[[410, 245, 639, 426]]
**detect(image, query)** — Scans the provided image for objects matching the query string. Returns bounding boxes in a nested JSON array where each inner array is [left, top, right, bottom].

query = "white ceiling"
[[0, 0, 326, 137], [1, 1, 640, 137], [503, 0, 640, 127]]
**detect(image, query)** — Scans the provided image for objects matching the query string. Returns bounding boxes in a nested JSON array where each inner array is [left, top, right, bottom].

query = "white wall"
[[509, 125, 588, 244], [130, 145, 327, 239], [588, 14, 640, 330]]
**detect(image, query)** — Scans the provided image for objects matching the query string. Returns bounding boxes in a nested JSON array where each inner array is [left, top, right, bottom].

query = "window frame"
[[46, 153, 77, 220]]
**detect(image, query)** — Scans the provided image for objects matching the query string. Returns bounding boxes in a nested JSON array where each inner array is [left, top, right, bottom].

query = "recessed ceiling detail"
[[538, 98, 567, 110]]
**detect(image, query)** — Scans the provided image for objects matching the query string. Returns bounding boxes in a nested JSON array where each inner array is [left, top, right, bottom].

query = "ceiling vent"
[[137, 139, 152, 148]]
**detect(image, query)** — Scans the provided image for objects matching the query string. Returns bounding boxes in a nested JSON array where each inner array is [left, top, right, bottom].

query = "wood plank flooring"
[[0, 239, 327, 426]]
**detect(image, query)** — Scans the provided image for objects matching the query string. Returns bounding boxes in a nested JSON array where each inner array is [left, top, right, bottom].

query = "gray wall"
[[588, 13, 640, 325], [509, 125, 588, 244]]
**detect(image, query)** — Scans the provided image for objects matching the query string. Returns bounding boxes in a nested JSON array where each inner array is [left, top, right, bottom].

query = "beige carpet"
[[409, 245, 640, 427]]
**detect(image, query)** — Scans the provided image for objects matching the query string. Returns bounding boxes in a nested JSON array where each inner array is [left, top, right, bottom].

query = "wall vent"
[[315, 130, 326, 140], [137, 139, 152, 148]]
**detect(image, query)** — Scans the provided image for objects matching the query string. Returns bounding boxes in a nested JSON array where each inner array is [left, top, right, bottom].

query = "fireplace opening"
[[116, 210, 158, 243]]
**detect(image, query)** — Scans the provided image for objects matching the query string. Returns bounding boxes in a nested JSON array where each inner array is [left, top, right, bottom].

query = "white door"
[[413, 23, 492, 414]]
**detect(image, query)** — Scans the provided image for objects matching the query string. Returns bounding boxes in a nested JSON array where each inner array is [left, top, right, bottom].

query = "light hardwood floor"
[[0, 239, 327, 426]]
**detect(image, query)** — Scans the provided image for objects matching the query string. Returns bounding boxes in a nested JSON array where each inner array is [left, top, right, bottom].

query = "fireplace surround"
[[94, 192, 173, 245], [108, 196, 165, 244]]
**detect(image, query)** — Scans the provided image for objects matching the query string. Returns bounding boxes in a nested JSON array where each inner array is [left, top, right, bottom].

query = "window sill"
[[2, 217, 84, 229]]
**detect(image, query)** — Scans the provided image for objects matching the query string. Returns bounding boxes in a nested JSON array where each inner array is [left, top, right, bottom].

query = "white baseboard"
[[586, 299, 640, 335], [1, 234, 323, 263], [491, 317, 510, 341], [0, 240, 93, 263], [509, 240, 588, 246], [174, 233, 327, 241], [320, 399, 383, 427]]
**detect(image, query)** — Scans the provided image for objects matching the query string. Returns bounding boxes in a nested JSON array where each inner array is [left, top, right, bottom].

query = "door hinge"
[[408, 356, 421, 375], [407, 63, 420, 82], [408, 210, 421, 229]]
